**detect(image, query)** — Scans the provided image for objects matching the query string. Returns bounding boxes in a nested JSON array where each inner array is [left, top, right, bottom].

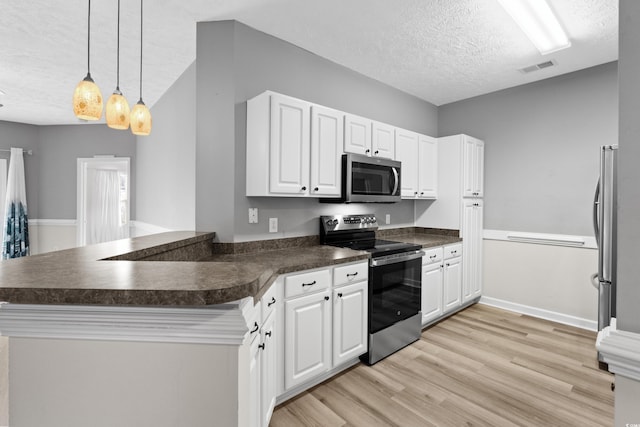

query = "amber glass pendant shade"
[[130, 100, 151, 135], [106, 90, 130, 129], [73, 74, 103, 121]]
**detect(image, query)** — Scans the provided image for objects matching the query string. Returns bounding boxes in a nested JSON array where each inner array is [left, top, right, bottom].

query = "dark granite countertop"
[[0, 228, 459, 306], [0, 231, 368, 306]]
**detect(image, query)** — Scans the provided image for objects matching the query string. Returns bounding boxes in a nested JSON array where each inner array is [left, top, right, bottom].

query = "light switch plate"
[[385, 214, 391, 224]]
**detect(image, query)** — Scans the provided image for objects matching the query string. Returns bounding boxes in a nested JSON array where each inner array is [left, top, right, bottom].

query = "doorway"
[[77, 157, 130, 246]]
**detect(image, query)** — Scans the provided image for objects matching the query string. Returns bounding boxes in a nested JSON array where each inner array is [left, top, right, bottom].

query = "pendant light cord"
[[138, 0, 144, 101], [116, 0, 121, 90], [87, 0, 92, 75]]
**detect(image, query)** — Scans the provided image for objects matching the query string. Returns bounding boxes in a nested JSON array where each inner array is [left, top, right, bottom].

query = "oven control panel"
[[320, 214, 379, 232]]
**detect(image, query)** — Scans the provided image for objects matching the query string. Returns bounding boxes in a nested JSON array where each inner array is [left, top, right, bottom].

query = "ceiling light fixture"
[[130, 0, 152, 136], [497, 0, 571, 55], [106, 0, 130, 130], [72, 0, 104, 120]]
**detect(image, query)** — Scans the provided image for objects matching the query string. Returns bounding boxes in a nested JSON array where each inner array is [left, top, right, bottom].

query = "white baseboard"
[[480, 296, 597, 331]]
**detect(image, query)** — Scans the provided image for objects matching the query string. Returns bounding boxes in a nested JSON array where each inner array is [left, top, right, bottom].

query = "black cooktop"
[[319, 214, 421, 257]]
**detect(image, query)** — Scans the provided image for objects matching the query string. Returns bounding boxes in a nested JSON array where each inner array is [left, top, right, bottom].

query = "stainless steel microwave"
[[324, 153, 401, 203]]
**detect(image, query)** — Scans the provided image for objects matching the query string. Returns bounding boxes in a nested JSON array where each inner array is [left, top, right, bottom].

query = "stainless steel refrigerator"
[[593, 145, 618, 334]]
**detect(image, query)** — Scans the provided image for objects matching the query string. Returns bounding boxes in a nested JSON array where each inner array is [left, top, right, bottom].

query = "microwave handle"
[[391, 167, 399, 195]]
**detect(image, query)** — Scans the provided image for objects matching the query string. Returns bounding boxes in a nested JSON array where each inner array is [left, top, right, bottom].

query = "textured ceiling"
[[0, 0, 618, 125]]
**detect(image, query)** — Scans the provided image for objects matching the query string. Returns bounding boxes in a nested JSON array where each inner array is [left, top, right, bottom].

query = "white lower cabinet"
[[282, 262, 368, 393], [443, 255, 462, 313], [284, 289, 332, 389], [422, 262, 443, 325], [332, 280, 368, 366], [421, 244, 463, 325]]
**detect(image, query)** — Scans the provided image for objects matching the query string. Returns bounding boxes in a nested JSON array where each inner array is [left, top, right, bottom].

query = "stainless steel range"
[[320, 214, 424, 365]]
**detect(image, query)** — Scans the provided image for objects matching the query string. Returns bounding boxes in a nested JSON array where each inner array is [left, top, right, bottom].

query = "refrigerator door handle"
[[593, 179, 600, 247]]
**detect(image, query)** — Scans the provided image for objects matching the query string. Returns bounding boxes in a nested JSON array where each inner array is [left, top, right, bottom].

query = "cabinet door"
[[269, 94, 311, 195], [249, 334, 261, 427], [284, 290, 331, 390], [371, 121, 395, 159], [260, 311, 277, 427], [344, 114, 372, 156], [443, 256, 462, 313], [462, 199, 483, 303], [310, 105, 343, 197], [395, 129, 419, 198], [333, 281, 368, 366], [418, 135, 438, 199], [422, 262, 443, 325], [462, 136, 484, 198]]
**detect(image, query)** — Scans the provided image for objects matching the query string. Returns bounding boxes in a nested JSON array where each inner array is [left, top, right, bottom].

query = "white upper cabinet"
[[462, 136, 484, 198], [247, 91, 341, 198], [344, 114, 395, 159], [269, 94, 311, 195], [344, 114, 372, 156], [310, 105, 343, 197], [395, 128, 438, 199], [418, 135, 438, 199], [371, 121, 395, 159]]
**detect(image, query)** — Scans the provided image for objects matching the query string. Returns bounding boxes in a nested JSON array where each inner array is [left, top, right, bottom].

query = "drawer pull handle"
[[250, 322, 259, 334], [259, 343, 265, 350], [451, 250, 457, 254], [265, 331, 272, 338], [302, 280, 316, 287], [324, 296, 330, 301], [430, 255, 437, 259], [268, 297, 276, 306], [346, 272, 358, 277]]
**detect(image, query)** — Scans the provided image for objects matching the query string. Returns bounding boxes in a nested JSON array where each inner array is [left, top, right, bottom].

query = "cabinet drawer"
[[261, 282, 280, 321], [334, 262, 368, 287], [422, 247, 443, 265], [444, 244, 462, 259], [284, 268, 331, 299]]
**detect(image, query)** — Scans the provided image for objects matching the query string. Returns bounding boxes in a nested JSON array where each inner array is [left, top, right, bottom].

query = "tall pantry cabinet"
[[417, 134, 484, 306]]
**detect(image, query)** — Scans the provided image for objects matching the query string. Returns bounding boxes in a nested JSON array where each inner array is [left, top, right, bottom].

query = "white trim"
[[0, 298, 255, 346], [29, 219, 77, 226], [480, 296, 597, 331], [483, 229, 597, 249], [597, 319, 640, 381]]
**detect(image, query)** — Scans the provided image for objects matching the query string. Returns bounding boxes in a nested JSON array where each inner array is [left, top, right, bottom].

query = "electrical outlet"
[[248, 208, 258, 224], [385, 214, 391, 225], [269, 218, 278, 233]]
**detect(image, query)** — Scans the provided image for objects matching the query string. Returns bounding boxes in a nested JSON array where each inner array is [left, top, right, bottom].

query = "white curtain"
[[2, 147, 29, 259], [86, 169, 124, 245]]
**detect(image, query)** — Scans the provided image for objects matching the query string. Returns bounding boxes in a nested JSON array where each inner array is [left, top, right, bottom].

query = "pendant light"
[[106, 0, 130, 129], [130, 0, 152, 136], [73, 0, 103, 121]]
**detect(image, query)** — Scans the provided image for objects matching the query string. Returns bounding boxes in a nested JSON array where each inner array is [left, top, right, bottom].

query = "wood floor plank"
[[270, 304, 614, 426]]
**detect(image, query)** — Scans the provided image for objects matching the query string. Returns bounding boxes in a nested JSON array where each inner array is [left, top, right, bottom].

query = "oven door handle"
[[370, 250, 425, 267]]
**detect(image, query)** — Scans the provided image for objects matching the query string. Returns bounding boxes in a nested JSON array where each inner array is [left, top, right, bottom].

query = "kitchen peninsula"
[[0, 229, 460, 427]]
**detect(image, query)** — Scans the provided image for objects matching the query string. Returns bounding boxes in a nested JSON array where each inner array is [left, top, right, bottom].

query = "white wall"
[[9, 338, 240, 427], [482, 239, 598, 328]]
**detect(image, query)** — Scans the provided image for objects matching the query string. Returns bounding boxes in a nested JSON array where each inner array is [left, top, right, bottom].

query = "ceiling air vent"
[[518, 60, 557, 74]]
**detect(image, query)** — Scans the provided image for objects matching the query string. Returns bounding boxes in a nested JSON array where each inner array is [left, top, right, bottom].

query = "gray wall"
[[137, 63, 196, 230], [438, 62, 618, 236], [195, 20, 438, 241], [617, 0, 640, 334], [0, 121, 39, 217], [1, 121, 136, 220], [37, 124, 136, 219]]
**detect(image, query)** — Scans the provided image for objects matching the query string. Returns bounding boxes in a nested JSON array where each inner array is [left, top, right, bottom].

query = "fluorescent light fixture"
[[498, 0, 571, 55]]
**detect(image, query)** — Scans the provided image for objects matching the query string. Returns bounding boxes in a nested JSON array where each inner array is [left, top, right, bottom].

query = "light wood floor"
[[270, 304, 614, 427]]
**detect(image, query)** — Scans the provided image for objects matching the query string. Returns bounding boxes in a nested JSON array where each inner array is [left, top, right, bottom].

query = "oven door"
[[369, 252, 423, 334]]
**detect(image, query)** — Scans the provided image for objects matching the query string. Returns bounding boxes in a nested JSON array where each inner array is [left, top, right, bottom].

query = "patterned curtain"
[[2, 148, 29, 259]]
